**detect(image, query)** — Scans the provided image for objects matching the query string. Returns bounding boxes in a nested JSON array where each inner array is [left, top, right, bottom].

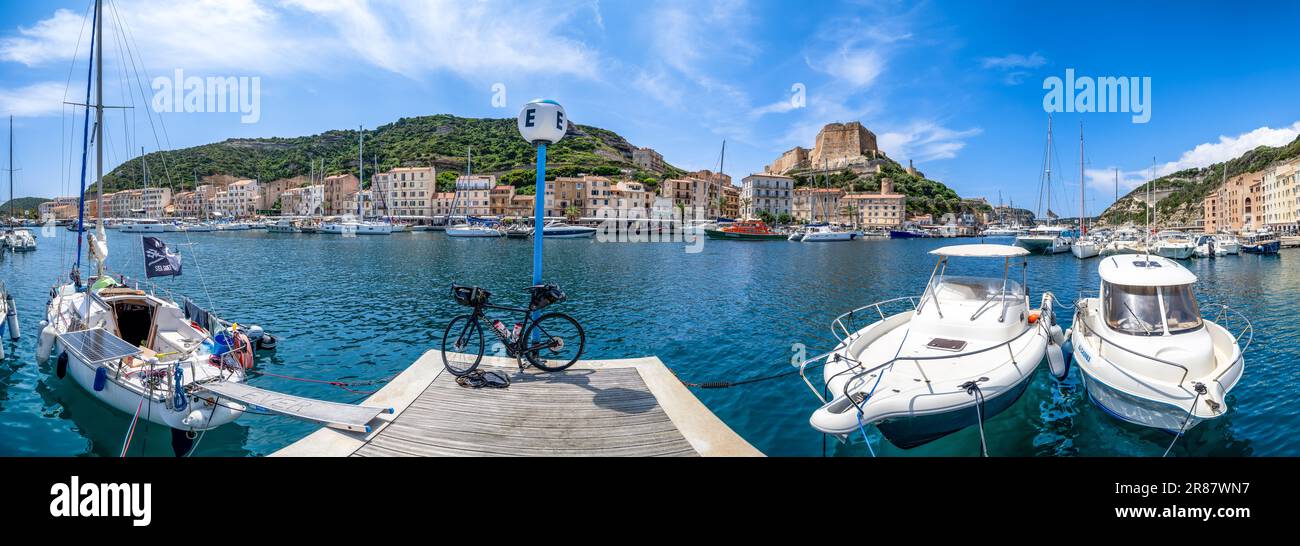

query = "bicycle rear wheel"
[[441, 315, 484, 376], [521, 313, 585, 372]]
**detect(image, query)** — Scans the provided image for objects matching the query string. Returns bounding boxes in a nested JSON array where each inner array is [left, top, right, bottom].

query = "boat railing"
[[829, 296, 918, 343], [1072, 299, 1192, 385], [1206, 303, 1254, 357]]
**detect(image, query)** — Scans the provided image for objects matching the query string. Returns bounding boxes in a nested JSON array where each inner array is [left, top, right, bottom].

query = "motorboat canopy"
[[1098, 255, 1197, 287], [930, 244, 1030, 258]]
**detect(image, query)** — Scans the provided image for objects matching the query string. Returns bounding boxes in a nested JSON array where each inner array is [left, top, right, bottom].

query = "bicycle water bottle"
[[492, 320, 509, 339], [511, 323, 523, 342]]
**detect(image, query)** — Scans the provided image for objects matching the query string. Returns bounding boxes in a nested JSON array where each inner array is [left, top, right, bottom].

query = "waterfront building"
[[454, 175, 494, 216], [632, 147, 665, 173], [214, 179, 260, 218], [38, 196, 81, 219], [842, 177, 906, 229], [140, 187, 171, 218], [343, 190, 375, 217], [721, 184, 740, 219], [373, 166, 436, 218], [433, 192, 456, 218], [611, 181, 652, 212], [740, 173, 794, 219], [1262, 158, 1299, 233], [323, 174, 360, 216], [258, 177, 302, 212], [108, 189, 142, 218], [658, 178, 693, 210], [580, 176, 614, 218], [279, 184, 324, 216], [1203, 189, 1225, 234], [792, 187, 846, 223]]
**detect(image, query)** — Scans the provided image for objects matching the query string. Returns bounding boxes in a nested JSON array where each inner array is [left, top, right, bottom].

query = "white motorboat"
[[1194, 235, 1226, 258], [1149, 230, 1196, 260], [1071, 236, 1102, 259], [3, 227, 37, 252], [1100, 227, 1145, 256], [120, 219, 178, 233], [354, 221, 393, 235], [787, 228, 805, 241], [1070, 255, 1249, 434], [805, 244, 1061, 450], [980, 225, 1021, 237], [446, 223, 505, 238], [800, 224, 862, 242], [182, 223, 216, 233], [267, 219, 302, 233], [1015, 225, 1073, 254], [1212, 234, 1240, 255], [218, 222, 251, 231], [536, 221, 597, 239]]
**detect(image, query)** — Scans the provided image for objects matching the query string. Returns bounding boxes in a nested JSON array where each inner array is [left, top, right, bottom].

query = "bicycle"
[[441, 283, 586, 376]]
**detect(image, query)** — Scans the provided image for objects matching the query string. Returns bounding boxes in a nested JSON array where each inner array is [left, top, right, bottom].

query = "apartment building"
[[323, 174, 360, 216], [842, 178, 907, 229], [38, 196, 81, 220], [632, 147, 665, 173], [373, 166, 436, 218], [453, 175, 495, 216], [792, 188, 845, 223], [740, 173, 794, 219], [279, 185, 324, 216], [433, 192, 456, 218], [343, 190, 375, 218], [140, 187, 171, 218], [611, 181, 652, 211], [214, 179, 260, 218], [1262, 158, 1299, 233]]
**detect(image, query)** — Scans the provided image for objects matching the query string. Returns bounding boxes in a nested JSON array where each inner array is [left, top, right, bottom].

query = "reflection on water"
[[0, 230, 1294, 456]]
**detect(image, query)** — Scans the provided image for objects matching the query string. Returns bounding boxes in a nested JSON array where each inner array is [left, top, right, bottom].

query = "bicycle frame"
[[460, 301, 554, 357]]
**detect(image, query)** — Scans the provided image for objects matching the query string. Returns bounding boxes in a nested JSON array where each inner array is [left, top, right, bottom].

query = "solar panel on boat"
[[58, 327, 142, 365]]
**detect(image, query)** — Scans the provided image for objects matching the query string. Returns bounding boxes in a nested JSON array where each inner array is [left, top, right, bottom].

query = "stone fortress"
[[765, 121, 887, 175]]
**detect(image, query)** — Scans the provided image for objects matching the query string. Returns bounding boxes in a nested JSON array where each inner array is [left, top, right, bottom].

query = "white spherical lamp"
[[517, 99, 567, 144]]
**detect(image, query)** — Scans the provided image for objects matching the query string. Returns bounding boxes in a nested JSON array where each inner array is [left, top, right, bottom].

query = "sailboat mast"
[[94, 0, 104, 275], [1045, 116, 1052, 225], [1079, 122, 1085, 236], [358, 125, 364, 217], [8, 116, 12, 222]]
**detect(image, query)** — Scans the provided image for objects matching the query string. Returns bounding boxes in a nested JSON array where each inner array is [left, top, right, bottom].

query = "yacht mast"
[[357, 125, 364, 218], [1045, 116, 1053, 226], [7, 116, 12, 223], [1079, 122, 1085, 236], [94, 0, 104, 276]]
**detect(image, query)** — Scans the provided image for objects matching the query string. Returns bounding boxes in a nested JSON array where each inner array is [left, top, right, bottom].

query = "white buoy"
[[1046, 342, 1069, 380], [35, 322, 56, 364], [5, 292, 20, 340], [1048, 324, 1065, 346]]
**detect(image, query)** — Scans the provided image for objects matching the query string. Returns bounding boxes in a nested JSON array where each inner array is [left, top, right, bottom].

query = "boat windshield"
[[1103, 282, 1202, 335], [933, 275, 1024, 302], [1160, 284, 1203, 333]]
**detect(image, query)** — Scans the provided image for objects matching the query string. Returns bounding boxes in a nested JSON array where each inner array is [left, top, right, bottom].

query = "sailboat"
[[38, 1, 389, 456], [446, 145, 504, 238], [2, 116, 37, 252], [323, 127, 392, 235], [799, 157, 862, 242], [1071, 124, 1100, 259], [1016, 116, 1074, 254]]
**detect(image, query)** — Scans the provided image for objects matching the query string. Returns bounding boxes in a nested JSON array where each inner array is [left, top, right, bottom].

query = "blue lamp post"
[[517, 99, 567, 288]]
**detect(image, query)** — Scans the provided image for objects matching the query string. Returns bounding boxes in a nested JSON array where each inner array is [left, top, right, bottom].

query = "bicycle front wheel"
[[521, 313, 586, 372], [441, 315, 484, 376]]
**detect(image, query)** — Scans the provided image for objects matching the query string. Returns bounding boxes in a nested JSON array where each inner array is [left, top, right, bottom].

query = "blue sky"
[[2, 0, 1299, 216]]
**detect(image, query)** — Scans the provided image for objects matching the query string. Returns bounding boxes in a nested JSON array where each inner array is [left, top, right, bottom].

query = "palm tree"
[[564, 205, 581, 222]]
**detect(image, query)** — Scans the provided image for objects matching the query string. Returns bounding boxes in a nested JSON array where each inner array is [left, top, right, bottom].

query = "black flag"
[[143, 236, 182, 278]]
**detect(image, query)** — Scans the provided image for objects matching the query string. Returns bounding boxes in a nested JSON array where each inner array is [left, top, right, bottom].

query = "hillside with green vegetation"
[[1, 197, 50, 218], [789, 158, 969, 218], [1099, 134, 1300, 227], [96, 114, 686, 195]]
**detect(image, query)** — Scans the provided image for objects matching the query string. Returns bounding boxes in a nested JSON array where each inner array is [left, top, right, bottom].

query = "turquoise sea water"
[[0, 229, 1295, 457]]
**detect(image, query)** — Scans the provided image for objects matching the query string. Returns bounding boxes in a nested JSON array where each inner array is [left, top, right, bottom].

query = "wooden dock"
[[272, 351, 761, 457]]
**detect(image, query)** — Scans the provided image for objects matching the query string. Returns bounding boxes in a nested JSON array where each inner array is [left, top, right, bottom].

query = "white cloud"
[[878, 121, 983, 162], [1089, 121, 1300, 192], [0, 82, 67, 117], [1, 0, 601, 82], [814, 47, 885, 89], [0, 8, 88, 66]]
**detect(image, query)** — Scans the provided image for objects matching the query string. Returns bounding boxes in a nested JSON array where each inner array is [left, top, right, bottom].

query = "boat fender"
[[56, 352, 68, 379], [1046, 342, 1070, 380], [93, 367, 108, 391], [4, 293, 19, 339], [180, 408, 206, 427], [256, 333, 277, 351], [1027, 312, 1040, 324], [172, 365, 188, 411], [36, 323, 56, 363], [0, 330, 4, 360], [1049, 325, 1065, 346]]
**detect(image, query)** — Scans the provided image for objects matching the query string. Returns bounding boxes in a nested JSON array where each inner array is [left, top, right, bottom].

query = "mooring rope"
[[960, 378, 991, 457], [119, 398, 144, 457], [247, 369, 393, 395], [1163, 383, 1207, 457]]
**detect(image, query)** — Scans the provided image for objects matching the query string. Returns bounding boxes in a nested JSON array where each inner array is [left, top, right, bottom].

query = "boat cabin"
[[79, 280, 209, 364], [913, 244, 1032, 341], [1097, 256, 1202, 337]]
